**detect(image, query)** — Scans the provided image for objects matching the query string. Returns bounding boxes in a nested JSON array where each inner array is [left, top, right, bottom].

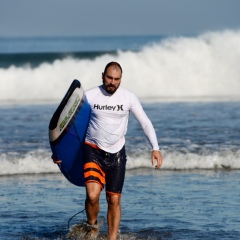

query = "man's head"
[[102, 62, 122, 94]]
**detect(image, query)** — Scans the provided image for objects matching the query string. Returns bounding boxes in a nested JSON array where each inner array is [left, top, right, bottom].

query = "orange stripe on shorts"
[[84, 162, 105, 177], [84, 171, 106, 185], [84, 162, 106, 185]]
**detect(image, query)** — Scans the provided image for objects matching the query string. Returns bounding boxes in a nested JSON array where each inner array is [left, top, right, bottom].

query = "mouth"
[[107, 85, 116, 90], [105, 84, 117, 94]]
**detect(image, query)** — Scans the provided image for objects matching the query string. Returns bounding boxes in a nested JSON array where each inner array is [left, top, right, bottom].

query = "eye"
[[107, 75, 113, 80]]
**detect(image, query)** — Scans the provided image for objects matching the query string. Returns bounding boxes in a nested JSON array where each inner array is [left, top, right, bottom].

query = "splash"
[[0, 148, 239, 176], [0, 30, 240, 102]]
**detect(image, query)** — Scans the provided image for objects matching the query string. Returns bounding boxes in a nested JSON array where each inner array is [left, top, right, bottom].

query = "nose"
[[111, 78, 116, 84]]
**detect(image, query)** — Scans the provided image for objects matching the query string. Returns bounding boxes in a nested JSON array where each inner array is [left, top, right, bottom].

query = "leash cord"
[[68, 208, 86, 229]]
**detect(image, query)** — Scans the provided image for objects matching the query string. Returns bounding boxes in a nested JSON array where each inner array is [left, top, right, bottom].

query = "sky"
[[1, 0, 240, 37]]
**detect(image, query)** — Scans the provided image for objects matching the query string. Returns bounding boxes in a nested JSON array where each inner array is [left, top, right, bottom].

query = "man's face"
[[102, 65, 122, 94]]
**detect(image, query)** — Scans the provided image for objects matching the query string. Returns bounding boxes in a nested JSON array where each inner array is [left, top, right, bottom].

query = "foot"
[[83, 222, 99, 239], [67, 221, 99, 239]]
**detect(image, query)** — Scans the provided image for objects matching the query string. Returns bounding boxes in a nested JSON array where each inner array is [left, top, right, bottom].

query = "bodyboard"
[[49, 79, 90, 186]]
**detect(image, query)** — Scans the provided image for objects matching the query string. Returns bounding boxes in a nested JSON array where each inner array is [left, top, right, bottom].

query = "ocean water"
[[0, 31, 240, 239]]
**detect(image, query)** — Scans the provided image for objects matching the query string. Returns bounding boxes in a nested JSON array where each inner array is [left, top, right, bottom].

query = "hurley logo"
[[94, 104, 123, 111]]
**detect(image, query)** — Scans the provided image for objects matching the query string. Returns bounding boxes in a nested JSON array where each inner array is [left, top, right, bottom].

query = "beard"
[[103, 82, 119, 94]]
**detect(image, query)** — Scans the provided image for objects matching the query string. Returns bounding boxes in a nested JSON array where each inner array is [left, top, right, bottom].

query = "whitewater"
[[0, 30, 240, 102], [0, 100, 239, 176], [0, 30, 240, 177]]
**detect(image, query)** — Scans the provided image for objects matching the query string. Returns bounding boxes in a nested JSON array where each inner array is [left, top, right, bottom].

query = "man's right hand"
[[51, 154, 62, 165]]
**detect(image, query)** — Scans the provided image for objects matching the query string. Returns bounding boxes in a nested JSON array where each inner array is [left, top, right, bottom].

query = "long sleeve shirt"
[[85, 85, 159, 153]]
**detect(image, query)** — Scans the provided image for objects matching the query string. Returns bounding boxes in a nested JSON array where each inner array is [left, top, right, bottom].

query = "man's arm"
[[130, 94, 163, 168]]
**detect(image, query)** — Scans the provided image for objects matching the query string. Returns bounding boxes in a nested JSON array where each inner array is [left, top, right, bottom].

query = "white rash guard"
[[85, 85, 159, 153]]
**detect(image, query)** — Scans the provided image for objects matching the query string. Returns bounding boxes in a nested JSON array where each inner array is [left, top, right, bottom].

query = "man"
[[54, 62, 163, 240]]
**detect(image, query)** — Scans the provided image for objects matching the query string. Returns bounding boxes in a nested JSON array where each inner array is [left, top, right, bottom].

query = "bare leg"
[[106, 193, 121, 240], [85, 182, 102, 225]]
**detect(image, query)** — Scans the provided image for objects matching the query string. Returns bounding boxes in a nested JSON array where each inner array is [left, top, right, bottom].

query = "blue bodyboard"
[[49, 79, 90, 187]]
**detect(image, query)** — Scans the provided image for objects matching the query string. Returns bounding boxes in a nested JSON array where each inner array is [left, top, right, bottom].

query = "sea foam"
[[0, 148, 239, 176], [0, 30, 240, 103]]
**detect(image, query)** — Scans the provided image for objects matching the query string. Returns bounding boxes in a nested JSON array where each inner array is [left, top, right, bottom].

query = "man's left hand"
[[151, 150, 163, 169]]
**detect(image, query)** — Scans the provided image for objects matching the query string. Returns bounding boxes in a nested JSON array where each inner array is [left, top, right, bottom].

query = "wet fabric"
[[83, 143, 127, 194]]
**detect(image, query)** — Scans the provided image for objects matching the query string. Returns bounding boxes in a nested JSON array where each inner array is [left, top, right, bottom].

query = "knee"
[[86, 191, 100, 205], [106, 194, 121, 207], [85, 182, 101, 204]]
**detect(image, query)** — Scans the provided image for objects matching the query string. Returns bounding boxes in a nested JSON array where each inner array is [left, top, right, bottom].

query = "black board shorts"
[[83, 143, 127, 194]]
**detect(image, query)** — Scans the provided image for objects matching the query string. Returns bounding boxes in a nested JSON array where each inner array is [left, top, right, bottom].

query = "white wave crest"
[[1, 30, 240, 103], [127, 149, 240, 170], [1, 148, 239, 176]]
